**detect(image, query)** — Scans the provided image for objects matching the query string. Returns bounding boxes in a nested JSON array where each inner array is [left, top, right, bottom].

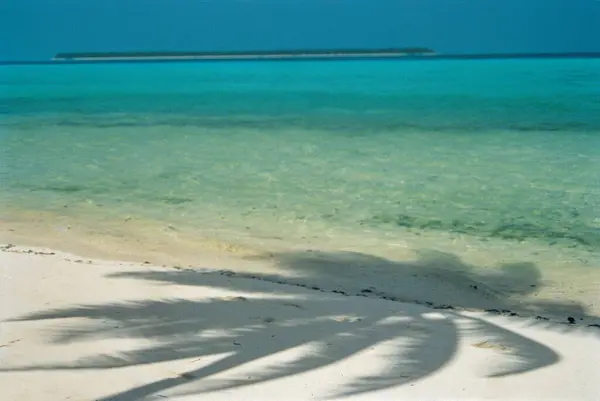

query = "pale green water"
[[3, 116, 600, 251]]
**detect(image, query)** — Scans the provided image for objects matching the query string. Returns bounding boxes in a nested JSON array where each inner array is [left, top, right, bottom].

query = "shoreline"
[[2, 241, 599, 329], [2, 207, 600, 327], [1, 244, 599, 400]]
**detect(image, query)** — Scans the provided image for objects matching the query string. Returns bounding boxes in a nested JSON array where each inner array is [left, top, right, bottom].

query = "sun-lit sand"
[[1, 245, 599, 401]]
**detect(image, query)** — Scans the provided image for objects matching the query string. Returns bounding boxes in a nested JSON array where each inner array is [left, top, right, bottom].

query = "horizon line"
[[2, 51, 600, 65]]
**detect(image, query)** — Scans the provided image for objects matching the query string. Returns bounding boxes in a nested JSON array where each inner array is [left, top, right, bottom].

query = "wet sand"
[[2, 209, 600, 326]]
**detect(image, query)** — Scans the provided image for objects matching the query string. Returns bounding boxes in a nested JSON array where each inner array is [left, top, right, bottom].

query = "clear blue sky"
[[1, 0, 599, 61]]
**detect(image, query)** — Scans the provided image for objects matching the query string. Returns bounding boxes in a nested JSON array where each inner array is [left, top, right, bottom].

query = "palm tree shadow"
[[2, 249, 593, 400], [243, 249, 598, 323]]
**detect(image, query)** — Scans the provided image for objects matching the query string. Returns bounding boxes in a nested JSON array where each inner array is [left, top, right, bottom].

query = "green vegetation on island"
[[53, 48, 435, 60]]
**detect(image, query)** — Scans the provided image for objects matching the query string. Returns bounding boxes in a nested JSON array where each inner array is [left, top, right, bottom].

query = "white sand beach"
[[1, 245, 599, 401]]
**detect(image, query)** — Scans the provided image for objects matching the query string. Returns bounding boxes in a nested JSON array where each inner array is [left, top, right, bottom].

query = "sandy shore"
[[3, 214, 600, 327], [1, 245, 599, 401]]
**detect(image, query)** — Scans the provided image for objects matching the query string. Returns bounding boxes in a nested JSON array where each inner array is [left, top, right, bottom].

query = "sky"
[[1, 0, 600, 61]]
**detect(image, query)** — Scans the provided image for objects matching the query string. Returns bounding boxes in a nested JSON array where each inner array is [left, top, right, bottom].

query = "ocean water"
[[2, 58, 600, 317]]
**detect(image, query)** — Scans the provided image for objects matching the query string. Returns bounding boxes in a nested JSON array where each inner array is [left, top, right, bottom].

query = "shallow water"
[[2, 58, 600, 318]]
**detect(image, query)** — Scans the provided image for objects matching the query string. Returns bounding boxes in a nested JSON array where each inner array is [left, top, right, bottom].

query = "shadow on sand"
[[3, 249, 598, 400]]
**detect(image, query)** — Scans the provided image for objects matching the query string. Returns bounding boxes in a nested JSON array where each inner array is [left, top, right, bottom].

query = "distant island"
[[53, 48, 436, 61]]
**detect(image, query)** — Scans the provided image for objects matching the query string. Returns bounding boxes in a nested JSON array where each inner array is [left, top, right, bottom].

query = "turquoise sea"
[[2, 58, 600, 316]]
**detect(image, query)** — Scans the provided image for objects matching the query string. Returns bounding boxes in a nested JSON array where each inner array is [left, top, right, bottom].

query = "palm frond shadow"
[[3, 249, 595, 400]]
